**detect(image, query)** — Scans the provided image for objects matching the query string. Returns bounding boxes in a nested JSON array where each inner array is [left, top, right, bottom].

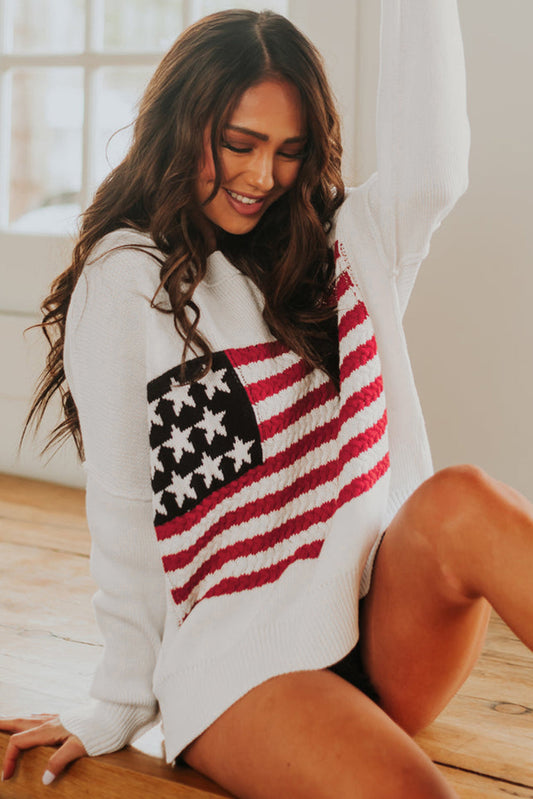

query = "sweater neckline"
[[204, 250, 245, 287]]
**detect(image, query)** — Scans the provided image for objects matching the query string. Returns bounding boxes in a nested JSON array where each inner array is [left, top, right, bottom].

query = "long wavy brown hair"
[[22, 8, 345, 461]]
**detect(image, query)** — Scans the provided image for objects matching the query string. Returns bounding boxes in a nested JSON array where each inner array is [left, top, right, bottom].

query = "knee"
[[411, 464, 509, 534], [403, 464, 531, 594], [426, 463, 494, 505], [397, 466, 494, 586], [422, 464, 529, 529]]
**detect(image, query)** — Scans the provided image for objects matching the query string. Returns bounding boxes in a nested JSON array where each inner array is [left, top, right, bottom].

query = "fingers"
[[2, 719, 86, 782], [43, 736, 87, 785], [3, 722, 61, 780], [0, 715, 59, 734]]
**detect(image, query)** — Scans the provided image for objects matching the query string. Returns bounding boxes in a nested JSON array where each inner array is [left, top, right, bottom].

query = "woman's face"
[[196, 78, 307, 237]]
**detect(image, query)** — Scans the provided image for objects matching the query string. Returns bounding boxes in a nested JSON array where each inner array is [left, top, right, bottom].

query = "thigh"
[[182, 669, 458, 799], [359, 477, 492, 736]]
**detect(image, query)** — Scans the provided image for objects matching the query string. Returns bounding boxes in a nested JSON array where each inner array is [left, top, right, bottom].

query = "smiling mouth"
[[225, 188, 266, 206]]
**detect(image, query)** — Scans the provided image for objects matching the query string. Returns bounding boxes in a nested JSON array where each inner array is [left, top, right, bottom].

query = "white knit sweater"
[[60, 0, 470, 764]]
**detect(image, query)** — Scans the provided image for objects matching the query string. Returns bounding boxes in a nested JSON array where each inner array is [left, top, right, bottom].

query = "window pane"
[[12, 0, 85, 54], [192, 0, 289, 19], [93, 67, 153, 187], [103, 0, 183, 52], [10, 69, 83, 233]]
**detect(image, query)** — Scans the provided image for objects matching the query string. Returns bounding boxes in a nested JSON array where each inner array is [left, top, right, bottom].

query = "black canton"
[[147, 351, 263, 526]]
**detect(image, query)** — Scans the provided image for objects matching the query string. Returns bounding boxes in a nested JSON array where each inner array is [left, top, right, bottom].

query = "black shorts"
[[326, 600, 380, 704]]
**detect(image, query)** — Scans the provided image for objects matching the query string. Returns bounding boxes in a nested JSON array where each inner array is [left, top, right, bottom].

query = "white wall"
[[0, 234, 83, 486], [352, 0, 533, 501], [409, 0, 532, 501]]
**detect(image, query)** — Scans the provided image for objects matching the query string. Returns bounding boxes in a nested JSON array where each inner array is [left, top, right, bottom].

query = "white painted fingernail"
[[42, 770, 56, 785]]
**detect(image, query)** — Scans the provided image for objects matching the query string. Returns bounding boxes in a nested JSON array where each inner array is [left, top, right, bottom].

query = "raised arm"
[[367, 0, 470, 272]]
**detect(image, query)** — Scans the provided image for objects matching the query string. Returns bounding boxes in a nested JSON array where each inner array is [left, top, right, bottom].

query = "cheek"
[[279, 161, 303, 190]]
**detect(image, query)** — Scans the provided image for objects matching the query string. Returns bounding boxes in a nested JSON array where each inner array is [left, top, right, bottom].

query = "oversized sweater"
[[60, 0, 470, 765]]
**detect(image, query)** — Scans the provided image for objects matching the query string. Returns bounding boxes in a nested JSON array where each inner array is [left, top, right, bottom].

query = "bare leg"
[[360, 464, 533, 734], [182, 669, 458, 799]]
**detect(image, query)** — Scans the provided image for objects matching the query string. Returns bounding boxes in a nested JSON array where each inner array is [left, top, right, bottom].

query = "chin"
[[209, 211, 265, 238], [221, 219, 261, 236]]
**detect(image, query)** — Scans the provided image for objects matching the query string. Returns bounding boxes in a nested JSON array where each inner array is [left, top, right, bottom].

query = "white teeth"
[[227, 189, 262, 205]]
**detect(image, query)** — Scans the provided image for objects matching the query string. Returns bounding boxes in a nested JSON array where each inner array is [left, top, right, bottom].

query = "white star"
[[195, 452, 224, 489], [167, 472, 197, 508], [196, 406, 227, 445], [168, 425, 195, 461], [162, 380, 196, 418], [225, 437, 254, 472], [148, 399, 164, 428], [153, 489, 167, 516], [203, 368, 230, 400], [150, 444, 165, 477]]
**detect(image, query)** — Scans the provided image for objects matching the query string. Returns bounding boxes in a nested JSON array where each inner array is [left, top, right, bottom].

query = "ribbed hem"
[[157, 568, 363, 764], [59, 701, 158, 757], [359, 528, 387, 597]]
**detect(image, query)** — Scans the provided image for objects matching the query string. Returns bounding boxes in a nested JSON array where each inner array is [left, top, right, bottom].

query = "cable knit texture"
[[59, 0, 470, 764]]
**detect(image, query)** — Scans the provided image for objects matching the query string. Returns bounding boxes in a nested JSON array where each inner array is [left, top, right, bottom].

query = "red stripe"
[[172, 454, 391, 609], [226, 340, 289, 368], [334, 240, 340, 261], [169, 509, 332, 601], [338, 302, 368, 341], [338, 410, 388, 468], [340, 337, 378, 381], [259, 380, 337, 440], [156, 412, 340, 544], [246, 359, 313, 404], [339, 375, 384, 423], [338, 453, 390, 508], [162, 457, 340, 571], [336, 270, 352, 301], [186, 539, 324, 605]]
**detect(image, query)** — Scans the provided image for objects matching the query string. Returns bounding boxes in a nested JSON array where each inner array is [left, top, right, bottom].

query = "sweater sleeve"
[[59, 242, 167, 756], [364, 0, 470, 310]]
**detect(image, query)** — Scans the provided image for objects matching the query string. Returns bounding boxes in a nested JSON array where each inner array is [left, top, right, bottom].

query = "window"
[[0, 0, 288, 235]]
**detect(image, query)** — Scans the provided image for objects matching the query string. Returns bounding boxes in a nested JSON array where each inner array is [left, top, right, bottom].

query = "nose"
[[247, 150, 275, 193]]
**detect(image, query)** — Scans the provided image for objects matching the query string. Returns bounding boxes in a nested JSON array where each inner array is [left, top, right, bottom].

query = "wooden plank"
[[0, 473, 86, 527], [484, 613, 533, 665], [436, 764, 533, 798], [0, 474, 89, 558], [0, 516, 90, 557], [0, 628, 100, 713], [460, 657, 533, 708], [0, 542, 99, 643], [2, 733, 533, 799], [0, 732, 233, 799], [417, 691, 533, 787]]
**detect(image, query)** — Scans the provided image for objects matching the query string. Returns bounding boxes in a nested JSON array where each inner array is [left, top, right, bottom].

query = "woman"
[[2, 5, 532, 798]]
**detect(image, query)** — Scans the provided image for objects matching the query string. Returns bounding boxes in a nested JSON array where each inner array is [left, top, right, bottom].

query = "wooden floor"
[[1, 472, 533, 798]]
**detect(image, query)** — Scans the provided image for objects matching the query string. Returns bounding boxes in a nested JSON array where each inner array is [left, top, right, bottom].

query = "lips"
[[224, 188, 268, 216]]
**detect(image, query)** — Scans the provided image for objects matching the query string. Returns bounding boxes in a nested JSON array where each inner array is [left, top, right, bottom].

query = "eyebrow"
[[226, 124, 307, 144]]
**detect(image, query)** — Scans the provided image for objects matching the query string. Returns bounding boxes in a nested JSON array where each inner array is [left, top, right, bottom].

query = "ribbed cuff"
[[59, 700, 158, 756]]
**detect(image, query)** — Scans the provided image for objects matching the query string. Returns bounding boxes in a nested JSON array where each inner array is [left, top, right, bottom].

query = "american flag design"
[[147, 243, 390, 624]]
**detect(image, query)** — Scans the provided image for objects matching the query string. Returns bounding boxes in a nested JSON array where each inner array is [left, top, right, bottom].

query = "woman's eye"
[[279, 150, 306, 160], [222, 141, 251, 154]]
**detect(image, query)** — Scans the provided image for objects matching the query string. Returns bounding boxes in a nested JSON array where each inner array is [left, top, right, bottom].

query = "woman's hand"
[[0, 714, 87, 785]]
